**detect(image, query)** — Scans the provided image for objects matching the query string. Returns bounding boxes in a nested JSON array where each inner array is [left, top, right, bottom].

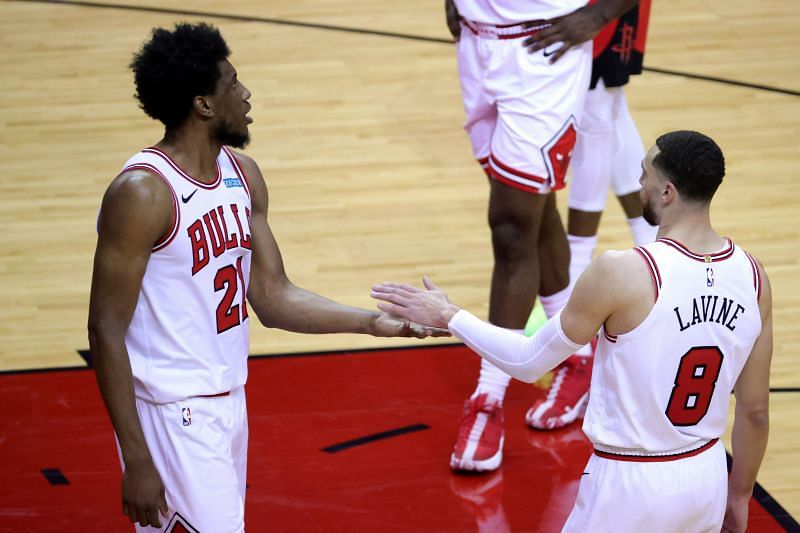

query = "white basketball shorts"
[[118, 386, 248, 532], [568, 81, 645, 211], [562, 439, 728, 532], [457, 20, 592, 194]]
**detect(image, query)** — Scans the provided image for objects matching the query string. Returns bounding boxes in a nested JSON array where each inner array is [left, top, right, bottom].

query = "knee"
[[488, 216, 537, 263]]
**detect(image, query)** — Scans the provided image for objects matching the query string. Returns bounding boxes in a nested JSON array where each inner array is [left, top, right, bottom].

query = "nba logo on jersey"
[[706, 267, 715, 287], [181, 407, 192, 426]]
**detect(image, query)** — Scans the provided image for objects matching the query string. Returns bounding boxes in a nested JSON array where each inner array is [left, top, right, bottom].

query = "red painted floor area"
[[0, 344, 792, 532]]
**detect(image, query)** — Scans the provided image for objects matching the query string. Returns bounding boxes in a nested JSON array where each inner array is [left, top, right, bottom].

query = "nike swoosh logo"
[[181, 189, 198, 203], [543, 47, 557, 57]]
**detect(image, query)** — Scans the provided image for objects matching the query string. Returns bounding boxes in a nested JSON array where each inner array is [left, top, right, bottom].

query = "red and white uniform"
[[455, 0, 586, 24], [565, 238, 763, 532], [123, 146, 252, 403], [455, 0, 592, 194], [119, 147, 253, 532]]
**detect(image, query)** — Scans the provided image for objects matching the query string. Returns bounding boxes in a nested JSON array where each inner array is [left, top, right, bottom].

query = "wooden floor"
[[2, 0, 799, 522]]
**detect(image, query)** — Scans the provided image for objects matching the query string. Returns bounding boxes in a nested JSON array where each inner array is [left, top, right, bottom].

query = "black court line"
[[321, 423, 430, 453], [727, 453, 800, 531], [11, 0, 800, 97], [41, 468, 69, 486]]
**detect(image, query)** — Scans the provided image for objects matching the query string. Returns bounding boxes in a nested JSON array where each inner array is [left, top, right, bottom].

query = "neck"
[[157, 125, 222, 184], [656, 204, 724, 253]]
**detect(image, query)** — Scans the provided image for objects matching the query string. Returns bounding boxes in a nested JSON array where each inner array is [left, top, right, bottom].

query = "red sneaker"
[[525, 338, 596, 430], [450, 393, 504, 472]]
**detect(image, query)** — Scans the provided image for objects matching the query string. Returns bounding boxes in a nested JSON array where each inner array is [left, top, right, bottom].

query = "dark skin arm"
[[234, 151, 447, 337], [523, 0, 640, 62], [444, 0, 461, 41], [87, 170, 172, 528]]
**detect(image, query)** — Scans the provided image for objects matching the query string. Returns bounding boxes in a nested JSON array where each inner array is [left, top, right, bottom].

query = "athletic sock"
[[540, 288, 570, 319], [567, 234, 597, 292], [541, 278, 592, 357], [627, 216, 658, 246], [474, 329, 524, 401]]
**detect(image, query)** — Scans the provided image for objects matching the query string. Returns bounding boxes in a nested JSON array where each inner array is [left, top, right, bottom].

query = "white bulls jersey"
[[455, 0, 587, 24], [584, 238, 762, 455], [122, 147, 252, 404]]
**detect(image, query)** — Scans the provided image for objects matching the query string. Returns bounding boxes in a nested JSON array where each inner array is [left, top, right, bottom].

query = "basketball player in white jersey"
[[526, 1, 658, 432], [88, 23, 443, 532], [446, 0, 641, 473], [373, 130, 771, 532]]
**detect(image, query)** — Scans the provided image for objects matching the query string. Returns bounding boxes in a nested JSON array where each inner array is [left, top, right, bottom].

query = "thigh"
[[487, 40, 591, 194], [610, 89, 646, 196], [457, 29, 497, 164], [568, 85, 616, 211], [133, 389, 248, 533]]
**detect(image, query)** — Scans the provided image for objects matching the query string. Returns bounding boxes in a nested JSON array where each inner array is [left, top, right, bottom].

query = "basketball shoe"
[[525, 338, 596, 430], [450, 392, 504, 472]]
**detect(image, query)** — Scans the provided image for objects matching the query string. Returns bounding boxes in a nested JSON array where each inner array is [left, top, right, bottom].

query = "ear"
[[662, 180, 677, 206], [193, 96, 214, 118]]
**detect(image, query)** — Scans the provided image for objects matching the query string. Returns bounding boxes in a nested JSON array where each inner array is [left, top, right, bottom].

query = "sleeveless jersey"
[[589, 0, 650, 88], [584, 238, 762, 454], [122, 146, 252, 404], [455, 0, 587, 25]]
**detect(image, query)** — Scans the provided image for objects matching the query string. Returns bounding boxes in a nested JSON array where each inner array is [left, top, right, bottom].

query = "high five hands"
[[371, 277, 462, 330]]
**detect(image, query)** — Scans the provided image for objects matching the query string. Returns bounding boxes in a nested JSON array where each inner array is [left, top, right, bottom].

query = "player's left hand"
[[371, 276, 461, 330], [522, 5, 606, 63], [721, 493, 749, 533]]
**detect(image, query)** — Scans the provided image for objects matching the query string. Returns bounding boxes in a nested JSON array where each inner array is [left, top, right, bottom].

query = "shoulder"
[[589, 248, 652, 283], [577, 248, 655, 306], [741, 248, 772, 321], [104, 167, 172, 209], [225, 148, 267, 202], [99, 168, 173, 242]]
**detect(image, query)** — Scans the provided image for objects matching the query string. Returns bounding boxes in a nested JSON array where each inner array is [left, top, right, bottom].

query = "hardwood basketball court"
[[1, 0, 798, 529]]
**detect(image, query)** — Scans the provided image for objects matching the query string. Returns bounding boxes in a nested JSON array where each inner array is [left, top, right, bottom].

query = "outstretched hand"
[[371, 276, 461, 330], [522, 5, 607, 63], [372, 312, 451, 339]]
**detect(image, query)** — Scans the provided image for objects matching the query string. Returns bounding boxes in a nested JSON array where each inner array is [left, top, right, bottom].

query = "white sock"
[[541, 276, 592, 357], [628, 216, 658, 246], [567, 234, 597, 292], [474, 328, 524, 401], [539, 288, 570, 320]]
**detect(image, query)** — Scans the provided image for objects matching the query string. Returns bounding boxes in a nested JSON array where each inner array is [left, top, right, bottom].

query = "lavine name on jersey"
[[188, 203, 251, 275], [673, 295, 745, 332]]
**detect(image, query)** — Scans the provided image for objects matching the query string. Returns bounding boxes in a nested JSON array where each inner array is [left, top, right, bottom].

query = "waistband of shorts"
[[192, 390, 231, 399], [593, 438, 719, 462], [461, 19, 549, 40]]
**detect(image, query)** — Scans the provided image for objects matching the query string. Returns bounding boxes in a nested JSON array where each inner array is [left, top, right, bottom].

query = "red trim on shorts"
[[143, 147, 222, 190], [497, 28, 543, 40], [123, 163, 180, 252], [658, 237, 735, 262], [488, 170, 544, 194], [594, 438, 718, 462], [490, 155, 547, 183], [602, 329, 617, 344], [194, 391, 231, 398], [633, 246, 661, 301], [744, 250, 762, 302]]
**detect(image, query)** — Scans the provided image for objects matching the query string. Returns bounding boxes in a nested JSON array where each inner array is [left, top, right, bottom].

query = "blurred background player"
[[444, 0, 640, 473], [526, 0, 657, 430]]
